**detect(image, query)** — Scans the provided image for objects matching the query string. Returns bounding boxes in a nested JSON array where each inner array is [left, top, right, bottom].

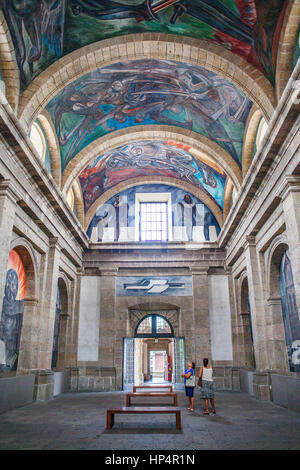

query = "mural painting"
[[79, 140, 227, 213], [116, 275, 193, 296], [0, 250, 26, 373], [46, 59, 253, 169], [279, 250, 300, 373], [2, 1, 286, 88], [86, 184, 220, 243]]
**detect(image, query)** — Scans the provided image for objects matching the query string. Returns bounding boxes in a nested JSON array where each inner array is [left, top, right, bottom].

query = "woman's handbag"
[[185, 373, 195, 387], [197, 377, 202, 387]]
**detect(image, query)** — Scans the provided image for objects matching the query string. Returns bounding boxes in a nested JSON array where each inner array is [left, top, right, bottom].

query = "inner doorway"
[[122, 314, 185, 390]]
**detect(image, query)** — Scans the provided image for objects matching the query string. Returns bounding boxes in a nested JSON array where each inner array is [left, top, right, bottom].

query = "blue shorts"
[[185, 386, 194, 397]]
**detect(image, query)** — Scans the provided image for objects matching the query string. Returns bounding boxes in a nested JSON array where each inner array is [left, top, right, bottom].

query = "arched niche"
[[0, 241, 38, 375], [267, 236, 300, 372], [239, 273, 255, 369], [52, 275, 70, 371]]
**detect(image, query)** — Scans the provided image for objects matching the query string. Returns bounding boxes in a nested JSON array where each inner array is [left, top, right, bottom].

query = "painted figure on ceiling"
[[70, 0, 254, 45], [79, 140, 225, 213], [48, 60, 251, 167], [1, 0, 65, 84]]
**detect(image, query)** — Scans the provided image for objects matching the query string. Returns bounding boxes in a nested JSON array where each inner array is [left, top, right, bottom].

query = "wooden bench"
[[126, 392, 178, 406], [133, 385, 173, 392], [106, 406, 181, 430]]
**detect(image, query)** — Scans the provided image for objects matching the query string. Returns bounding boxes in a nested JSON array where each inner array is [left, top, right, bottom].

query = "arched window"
[[29, 122, 46, 161], [135, 314, 174, 338], [66, 187, 75, 211], [255, 117, 268, 150]]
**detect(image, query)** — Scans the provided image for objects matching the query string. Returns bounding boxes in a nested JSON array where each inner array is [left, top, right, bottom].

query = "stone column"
[[37, 237, 61, 370], [244, 236, 270, 400], [266, 296, 289, 372], [280, 176, 300, 321], [99, 268, 117, 389], [191, 268, 211, 369], [0, 179, 22, 313], [17, 298, 39, 374]]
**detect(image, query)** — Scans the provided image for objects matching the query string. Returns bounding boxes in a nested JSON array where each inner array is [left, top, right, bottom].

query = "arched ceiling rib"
[[17, 34, 276, 129], [61, 126, 242, 196], [2, 1, 286, 95], [84, 176, 224, 231]]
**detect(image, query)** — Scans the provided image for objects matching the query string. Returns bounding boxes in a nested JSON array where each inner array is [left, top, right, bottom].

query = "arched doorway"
[[240, 276, 255, 368], [123, 313, 185, 390]]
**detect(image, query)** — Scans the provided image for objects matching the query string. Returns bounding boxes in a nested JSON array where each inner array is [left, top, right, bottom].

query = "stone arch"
[[223, 178, 234, 222], [242, 106, 263, 179], [265, 234, 291, 371], [17, 33, 276, 130], [266, 234, 289, 298], [53, 274, 70, 371], [238, 271, 255, 368], [7, 239, 38, 374], [36, 111, 61, 188], [276, 0, 300, 101], [10, 238, 38, 299], [0, 10, 20, 113], [71, 179, 84, 228], [84, 176, 224, 232], [129, 302, 180, 338], [62, 126, 242, 197]]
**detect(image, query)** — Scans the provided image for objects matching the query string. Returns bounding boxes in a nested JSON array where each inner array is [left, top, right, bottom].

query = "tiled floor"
[[0, 389, 300, 450]]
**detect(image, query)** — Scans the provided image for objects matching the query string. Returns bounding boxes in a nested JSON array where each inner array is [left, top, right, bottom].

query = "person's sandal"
[[203, 411, 209, 415]]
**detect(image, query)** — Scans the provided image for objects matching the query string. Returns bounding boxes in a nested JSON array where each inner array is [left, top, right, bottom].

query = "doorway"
[[122, 314, 185, 390]]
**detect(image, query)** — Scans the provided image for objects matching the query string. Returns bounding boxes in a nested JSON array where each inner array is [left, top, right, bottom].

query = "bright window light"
[[256, 118, 268, 150], [29, 122, 46, 161], [140, 202, 168, 241]]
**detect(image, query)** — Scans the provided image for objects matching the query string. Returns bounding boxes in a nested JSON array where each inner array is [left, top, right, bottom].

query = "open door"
[[123, 338, 135, 391], [173, 337, 185, 390]]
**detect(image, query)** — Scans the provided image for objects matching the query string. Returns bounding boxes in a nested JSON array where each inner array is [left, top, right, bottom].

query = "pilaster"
[[0, 179, 22, 313], [279, 176, 300, 322]]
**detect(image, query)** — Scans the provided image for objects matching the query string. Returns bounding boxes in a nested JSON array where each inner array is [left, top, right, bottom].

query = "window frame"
[[134, 192, 173, 242]]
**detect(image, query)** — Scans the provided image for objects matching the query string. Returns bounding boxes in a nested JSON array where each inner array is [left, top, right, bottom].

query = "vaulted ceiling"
[[0, 0, 290, 230]]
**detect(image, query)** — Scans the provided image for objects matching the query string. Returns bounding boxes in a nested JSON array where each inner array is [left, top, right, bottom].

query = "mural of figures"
[[279, 250, 300, 373], [2, 1, 286, 88], [51, 285, 61, 370], [0, 250, 26, 373], [86, 184, 220, 243], [2, 0, 65, 86], [79, 140, 226, 213], [46, 60, 253, 169]]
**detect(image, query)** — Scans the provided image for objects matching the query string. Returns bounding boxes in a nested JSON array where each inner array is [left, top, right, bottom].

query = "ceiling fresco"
[[1, 1, 286, 89], [46, 59, 253, 171], [78, 140, 227, 213]]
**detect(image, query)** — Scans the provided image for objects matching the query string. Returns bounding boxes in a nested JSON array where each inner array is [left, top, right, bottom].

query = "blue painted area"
[[87, 184, 220, 242], [116, 276, 193, 297], [279, 250, 300, 372], [46, 59, 253, 171]]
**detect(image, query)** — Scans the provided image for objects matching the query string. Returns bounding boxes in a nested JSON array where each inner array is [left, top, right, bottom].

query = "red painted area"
[[7, 250, 26, 300]]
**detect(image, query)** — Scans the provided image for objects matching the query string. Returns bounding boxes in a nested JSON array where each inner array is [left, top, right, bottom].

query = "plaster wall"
[[78, 276, 101, 362], [208, 275, 233, 361]]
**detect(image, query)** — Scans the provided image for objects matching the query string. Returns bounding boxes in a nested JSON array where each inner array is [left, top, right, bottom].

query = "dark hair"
[[203, 358, 209, 367], [191, 361, 195, 369]]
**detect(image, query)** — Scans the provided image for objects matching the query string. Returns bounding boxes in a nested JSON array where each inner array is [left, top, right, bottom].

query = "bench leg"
[[176, 411, 181, 430], [107, 411, 114, 429], [174, 395, 178, 406], [126, 396, 130, 406]]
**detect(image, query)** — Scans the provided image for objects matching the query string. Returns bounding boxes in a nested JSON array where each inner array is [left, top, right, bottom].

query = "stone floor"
[[0, 389, 300, 450]]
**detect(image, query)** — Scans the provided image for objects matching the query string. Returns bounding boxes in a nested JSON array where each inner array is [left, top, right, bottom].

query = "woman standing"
[[198, 358, 216, 415], [182, 361, 195, 412]]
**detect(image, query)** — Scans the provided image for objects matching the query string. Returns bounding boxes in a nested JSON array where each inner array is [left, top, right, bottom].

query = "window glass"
[[140, 202, 168, 241], [29, 122, 46, 161]]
